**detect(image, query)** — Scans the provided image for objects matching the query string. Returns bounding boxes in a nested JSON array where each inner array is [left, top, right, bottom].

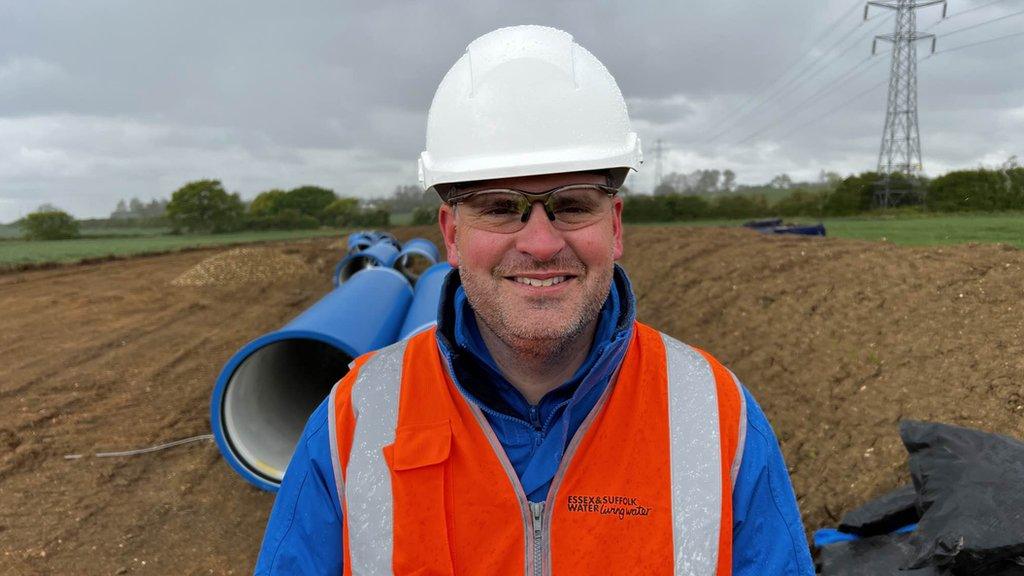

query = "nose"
[[514, 200, 566, 262]]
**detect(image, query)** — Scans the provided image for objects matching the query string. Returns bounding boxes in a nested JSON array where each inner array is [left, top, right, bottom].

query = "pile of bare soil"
[[620, 227, 1024, 535], [2, 225, 1022, 574], [170, 247, 314, 287]]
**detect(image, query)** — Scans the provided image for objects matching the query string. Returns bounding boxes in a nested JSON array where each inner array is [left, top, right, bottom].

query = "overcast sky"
[[1, 0, 1022, 222]]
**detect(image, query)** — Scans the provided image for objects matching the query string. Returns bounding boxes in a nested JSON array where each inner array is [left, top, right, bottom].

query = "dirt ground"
[[2, 225, 1023, 574]]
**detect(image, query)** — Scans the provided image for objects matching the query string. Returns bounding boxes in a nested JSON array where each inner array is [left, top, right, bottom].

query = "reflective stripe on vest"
[[662, 333, 723, 574], [334, 339, 408, 575], [329, 325, 745, 575]]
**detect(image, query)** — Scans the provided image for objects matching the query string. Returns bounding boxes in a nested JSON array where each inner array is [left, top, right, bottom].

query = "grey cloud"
[[0, 0, 1021, 221]]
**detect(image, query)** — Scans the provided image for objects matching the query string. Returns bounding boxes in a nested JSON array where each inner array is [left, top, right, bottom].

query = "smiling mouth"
[[512, 276, 569, 287]]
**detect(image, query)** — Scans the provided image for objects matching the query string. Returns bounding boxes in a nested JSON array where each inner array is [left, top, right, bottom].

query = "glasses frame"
[[446, 183, 620, 231]]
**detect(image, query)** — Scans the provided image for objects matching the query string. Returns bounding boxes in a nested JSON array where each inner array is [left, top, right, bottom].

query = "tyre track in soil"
[[0, 237, 347, 575], [5, 226, 1024, 574], [0, 301, 218, 486]]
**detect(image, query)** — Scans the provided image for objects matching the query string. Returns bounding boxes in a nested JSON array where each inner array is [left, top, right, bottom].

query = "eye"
[[551, 196, 600, 215], [479, 200, 520, 216]]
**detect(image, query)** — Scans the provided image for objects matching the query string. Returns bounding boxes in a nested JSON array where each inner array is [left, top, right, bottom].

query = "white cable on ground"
[[63, 433, 214, 459]]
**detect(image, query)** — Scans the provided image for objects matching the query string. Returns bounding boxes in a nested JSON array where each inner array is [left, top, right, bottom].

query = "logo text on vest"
[[565, 495, 651, 520]]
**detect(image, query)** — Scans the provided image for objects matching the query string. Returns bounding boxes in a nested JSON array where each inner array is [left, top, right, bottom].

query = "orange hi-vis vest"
[[327, 322, 747, 576]]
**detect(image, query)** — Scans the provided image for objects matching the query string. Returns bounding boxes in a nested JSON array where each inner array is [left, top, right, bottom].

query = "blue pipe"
[[346, 231, 375, 253], [394, 238, 441, 283], [210, 267, 413, 491], [333, 240, 401, 286], [370, 230, 399, 246], [399, 262, 452, 339]]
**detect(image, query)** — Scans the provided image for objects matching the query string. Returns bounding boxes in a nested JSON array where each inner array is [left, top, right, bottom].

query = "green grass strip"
[[0, 229, 342, 266], [633, 213, 1024, 249]]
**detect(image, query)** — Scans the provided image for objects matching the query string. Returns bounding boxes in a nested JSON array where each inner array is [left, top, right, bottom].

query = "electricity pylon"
[[865, 0, 945, 207], [651, 139, 670, 192]]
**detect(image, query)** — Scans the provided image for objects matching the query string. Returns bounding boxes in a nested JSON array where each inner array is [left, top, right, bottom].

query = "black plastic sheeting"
[[817, 421, 1024, 575], [839, 484, 919, 537], [816, 532, 948, 575], [901, 420, 1024, 575]]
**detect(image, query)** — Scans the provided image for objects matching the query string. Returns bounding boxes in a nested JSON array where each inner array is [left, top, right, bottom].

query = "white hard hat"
[[419, 25, 643, 199]]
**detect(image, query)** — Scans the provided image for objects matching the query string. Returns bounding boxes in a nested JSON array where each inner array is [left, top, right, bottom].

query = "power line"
[[708, 11, 893, 144], [713, 3, 1024, 149], [936, 7, 1024, 37], [937, 28, 1024, 52], [714, 15, 887, 139], [920, 0, 1019, 32], [943, 0, 1020, 20], [722, 15, 893, 148], [753, 18, 1024, 145], [774, 76, 890, 142], [704, 0, 866, 139], [731, 55, 888, 146]]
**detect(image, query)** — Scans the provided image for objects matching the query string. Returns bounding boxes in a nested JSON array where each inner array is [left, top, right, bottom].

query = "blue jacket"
[[254, 267, 814, 575]]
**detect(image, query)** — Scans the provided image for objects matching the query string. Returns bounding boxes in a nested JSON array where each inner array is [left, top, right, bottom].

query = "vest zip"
[[530, 502, 545, 576], [439, 343, 625, 576], [537, 363, 622, 575]]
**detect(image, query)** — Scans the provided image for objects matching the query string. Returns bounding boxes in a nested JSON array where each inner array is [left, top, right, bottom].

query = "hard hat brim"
[[420, 134, 642, 200]]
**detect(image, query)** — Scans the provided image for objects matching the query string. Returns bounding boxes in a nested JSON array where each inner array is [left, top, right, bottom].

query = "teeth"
[[514, 276, 566, 287]]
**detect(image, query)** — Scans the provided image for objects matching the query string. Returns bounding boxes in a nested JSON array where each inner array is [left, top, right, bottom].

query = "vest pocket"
[[383, 420, 455, 575]]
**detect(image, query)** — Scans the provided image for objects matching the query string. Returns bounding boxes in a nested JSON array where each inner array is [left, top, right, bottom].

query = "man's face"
[[438, 171, 624, 348]]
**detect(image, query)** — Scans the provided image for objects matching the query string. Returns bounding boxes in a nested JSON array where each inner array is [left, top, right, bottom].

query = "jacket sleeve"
[[253, 399, 344, 575], [732, 385, 814, 576]]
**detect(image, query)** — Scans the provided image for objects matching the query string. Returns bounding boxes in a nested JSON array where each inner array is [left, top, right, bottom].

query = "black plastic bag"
[[839, 484, 919, 537], [900, 420, 1024, 574], [817, 532, 948, 575]]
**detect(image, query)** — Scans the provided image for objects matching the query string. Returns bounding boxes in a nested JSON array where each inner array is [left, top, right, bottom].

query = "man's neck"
[[477, 319, 598, 406]]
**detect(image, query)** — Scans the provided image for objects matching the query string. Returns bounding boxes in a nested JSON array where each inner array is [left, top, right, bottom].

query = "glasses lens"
[[455, 185, 613, 233], [548, 186, 611, 230], [459, 191, 529, 232]]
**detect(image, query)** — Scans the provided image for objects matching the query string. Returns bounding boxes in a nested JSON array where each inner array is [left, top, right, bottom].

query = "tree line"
[[623, 163, 1024, 223], [15, 162, 1024, 240]]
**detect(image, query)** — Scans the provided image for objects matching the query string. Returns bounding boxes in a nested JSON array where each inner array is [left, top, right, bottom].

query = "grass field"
[[0, 229, 342, 266], [648, 213, 1024, 249], [2, 213, 1021, 268]]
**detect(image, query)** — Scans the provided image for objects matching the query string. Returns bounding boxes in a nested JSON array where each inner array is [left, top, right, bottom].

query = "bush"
[[708, 194, 769, 219], [622, 194, 709, 223], [249, 189, 289, 218], [664, 195, 710, 220], [245, 208, 319, 230], [411, 205, 439, 225], [773, 189, 826, 217], [20, 210, 80, 240], [167, 179, 245, 233], [621, 195, 664, 223], [323, 198, 361, 227], [281, 186, 336, 223], [823, 172, 878, 216], [351, 207, 390, 228], [927, 168, 1024, 212]]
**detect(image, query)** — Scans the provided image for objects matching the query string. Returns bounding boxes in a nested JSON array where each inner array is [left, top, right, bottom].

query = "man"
[[255, 25, 813, 575]]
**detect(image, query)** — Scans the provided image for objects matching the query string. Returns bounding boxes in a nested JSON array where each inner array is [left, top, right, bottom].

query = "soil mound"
[[620, 227, 1024, 536], [2, 225, 1023, 574], [170, 247, 312, 287]]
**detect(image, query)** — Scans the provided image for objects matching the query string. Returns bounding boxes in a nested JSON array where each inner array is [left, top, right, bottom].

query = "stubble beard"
[[457, 244, 613, 363]]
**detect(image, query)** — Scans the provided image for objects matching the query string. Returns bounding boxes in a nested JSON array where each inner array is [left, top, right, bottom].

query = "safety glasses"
[[447, 183, 618, 233]]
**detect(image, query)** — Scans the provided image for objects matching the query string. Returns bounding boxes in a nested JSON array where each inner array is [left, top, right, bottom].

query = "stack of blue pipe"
[[211, 231, 452, 490]]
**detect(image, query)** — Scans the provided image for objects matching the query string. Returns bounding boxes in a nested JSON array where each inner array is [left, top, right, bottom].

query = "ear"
[[611, 196, 624, 260], [438, 204, 460, 267]]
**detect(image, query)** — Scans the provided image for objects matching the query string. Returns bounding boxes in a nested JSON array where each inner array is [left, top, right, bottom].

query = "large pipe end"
[[211, 335, 354, 490], [334, 255, 377, 286], [394, 249, 436, 283]]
